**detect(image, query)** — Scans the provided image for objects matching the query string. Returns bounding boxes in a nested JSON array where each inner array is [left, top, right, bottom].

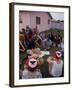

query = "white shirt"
[[50, 60, 63, 77], [22, 69, 42, 79]]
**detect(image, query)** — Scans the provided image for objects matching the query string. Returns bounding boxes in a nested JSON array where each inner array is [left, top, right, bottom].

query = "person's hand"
[[47, 56, 53, 64], [20, 48, 25, 52]]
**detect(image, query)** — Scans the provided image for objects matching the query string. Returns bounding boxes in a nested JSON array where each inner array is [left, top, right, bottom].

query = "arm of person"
[[47, 56, 53, 64], [20, 49, 25, 52], [19, 41, 25, 52]]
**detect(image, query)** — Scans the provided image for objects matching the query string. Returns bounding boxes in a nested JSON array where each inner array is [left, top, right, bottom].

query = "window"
[[48, 19, 50, 24], [36, 16, 40, 24]]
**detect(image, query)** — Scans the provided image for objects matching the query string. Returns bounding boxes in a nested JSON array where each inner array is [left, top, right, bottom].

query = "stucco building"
[[19, 11, 52, 32]]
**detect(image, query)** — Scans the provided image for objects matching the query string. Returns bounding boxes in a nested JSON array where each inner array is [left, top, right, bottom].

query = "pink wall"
[[19, 11, 52, 32], [30, 12, 52, 32], [19, 12, 31, 31]]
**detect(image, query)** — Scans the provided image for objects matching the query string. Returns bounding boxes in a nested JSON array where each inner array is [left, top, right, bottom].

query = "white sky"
[[50, 12, 64, 20]]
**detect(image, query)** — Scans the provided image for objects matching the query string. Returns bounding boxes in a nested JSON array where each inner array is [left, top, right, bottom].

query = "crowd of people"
[[20, 26, 64, 49], [19, 25, 64, 79], [20, 25, 64, 51]]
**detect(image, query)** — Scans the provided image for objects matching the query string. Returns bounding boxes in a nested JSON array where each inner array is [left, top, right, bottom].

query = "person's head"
[[38, 39, 42, 45], [54, 51, 62, 60], [22, 28, 25, 33], [19, 34, 25, 42], [26, 25, 29, 30]]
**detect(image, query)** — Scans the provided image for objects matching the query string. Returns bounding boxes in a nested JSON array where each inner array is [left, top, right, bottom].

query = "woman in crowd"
[[47, 51, 63, 77]]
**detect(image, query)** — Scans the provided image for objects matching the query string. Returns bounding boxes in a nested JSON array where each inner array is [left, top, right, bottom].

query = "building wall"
[[51, 21, 64, 30], [30, 12, 52, 32], [19, 11, 31, 31], [19, 11, 52, 32]]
